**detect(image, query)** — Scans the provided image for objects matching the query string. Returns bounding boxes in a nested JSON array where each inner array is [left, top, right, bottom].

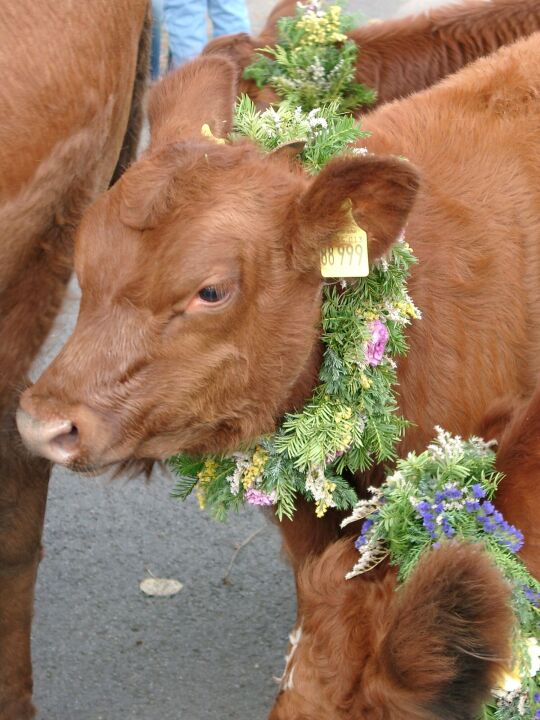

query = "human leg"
[[164, 0, 207, 68], [208, 0, 251, 38]]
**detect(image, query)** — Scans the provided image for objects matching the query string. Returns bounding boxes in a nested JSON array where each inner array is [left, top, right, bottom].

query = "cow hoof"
[[0, 696, 36, 720]]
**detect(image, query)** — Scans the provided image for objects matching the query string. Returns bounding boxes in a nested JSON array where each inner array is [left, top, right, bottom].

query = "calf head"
[[17, 56, 419, 472], [270, 540, 512, 720]]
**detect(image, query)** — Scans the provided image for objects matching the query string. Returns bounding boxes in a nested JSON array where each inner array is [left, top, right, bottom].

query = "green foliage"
[[232, 95, 368, 173], [244, 1, 376, 112]]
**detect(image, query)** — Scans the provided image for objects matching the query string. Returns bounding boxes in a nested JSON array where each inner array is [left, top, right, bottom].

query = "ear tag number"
[[320, 201, 369, 278]]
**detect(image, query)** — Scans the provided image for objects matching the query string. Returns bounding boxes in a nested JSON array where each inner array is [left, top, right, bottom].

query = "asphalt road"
[[30, 1, 445, 718]]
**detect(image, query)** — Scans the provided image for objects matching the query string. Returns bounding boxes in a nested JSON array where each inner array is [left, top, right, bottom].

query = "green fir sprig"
[[232, 95, 368, 173], [343, 429, 540, 720], [244, 1, 376, 112]]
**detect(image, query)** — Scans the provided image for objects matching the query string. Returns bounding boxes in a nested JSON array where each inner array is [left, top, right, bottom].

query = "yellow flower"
[[297, 5, 347, 46], [241, 446, 269, 489], [196, 485, 207, 510], [360, 373, 372, 390], [197, 458, 218, 484]]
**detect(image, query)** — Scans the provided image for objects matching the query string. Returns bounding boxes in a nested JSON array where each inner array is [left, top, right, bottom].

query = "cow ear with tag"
[[291, 155, 420, 274]]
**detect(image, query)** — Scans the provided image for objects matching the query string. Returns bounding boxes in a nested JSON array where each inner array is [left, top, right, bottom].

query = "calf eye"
[[198, 285, 228, 303]]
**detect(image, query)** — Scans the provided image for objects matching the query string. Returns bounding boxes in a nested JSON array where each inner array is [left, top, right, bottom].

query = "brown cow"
[[204, 0, 540, 111], [269, 386, 540, 720], [268, 541, 514, 720], [17, 28, 540, 566], [0, 2, 149, 718]]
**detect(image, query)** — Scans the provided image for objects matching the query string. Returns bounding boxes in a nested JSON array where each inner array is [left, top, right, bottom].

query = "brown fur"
[[0, 2, 149, 716], [480, 388, 540, 580], [204, 0, 540, 111], [269, 541, 513, 720]]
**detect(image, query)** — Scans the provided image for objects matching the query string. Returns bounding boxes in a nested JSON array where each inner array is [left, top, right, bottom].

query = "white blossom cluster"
[[345, 536, 388, 579], [225, 452, 251, 495], [341, 485, 382, 528], [305, 464, 336, 508]]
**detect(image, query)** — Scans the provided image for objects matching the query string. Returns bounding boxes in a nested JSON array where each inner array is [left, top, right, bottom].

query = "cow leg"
[[0, 220, 73, 717], [0, 406, 49, 720]]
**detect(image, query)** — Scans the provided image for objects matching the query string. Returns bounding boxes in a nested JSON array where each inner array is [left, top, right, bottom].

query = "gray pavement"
[[30, 1, 445, 718]]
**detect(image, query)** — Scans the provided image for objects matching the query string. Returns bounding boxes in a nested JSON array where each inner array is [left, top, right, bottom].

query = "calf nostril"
[[50, 423, 80, 453]]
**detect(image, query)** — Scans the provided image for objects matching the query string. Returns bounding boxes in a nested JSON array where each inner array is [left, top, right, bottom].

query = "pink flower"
[[366, 320, 389, 366], [245, 488, 277, 506]]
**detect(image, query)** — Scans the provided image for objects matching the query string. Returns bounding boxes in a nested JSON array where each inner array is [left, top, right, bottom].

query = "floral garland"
[[343, 428, 540, 720], [169, 97, 420, 521], [243, 1, 376, 112]]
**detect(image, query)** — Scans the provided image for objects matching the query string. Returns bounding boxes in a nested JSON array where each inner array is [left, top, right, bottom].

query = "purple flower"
[[524, 587, 540, 608], [472, 484, 486, 499], [366, 320, 389, 366], [355, 535, 368, 549], [534, 692, 540, 703], [245, 488, 276, 506]]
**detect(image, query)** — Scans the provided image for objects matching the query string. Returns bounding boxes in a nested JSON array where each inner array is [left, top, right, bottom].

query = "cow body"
[[205, 0, 540, 111], [0, 2, 149, 717]]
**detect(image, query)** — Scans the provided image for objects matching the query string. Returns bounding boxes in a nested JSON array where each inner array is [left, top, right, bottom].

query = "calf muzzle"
[[16, 393, 110, 469]]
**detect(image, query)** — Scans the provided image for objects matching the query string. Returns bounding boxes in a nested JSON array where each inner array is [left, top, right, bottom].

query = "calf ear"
[[292, 155, 420, 273], [147, 56, 237, 147], [203, 32, 257, 69], [379, 544, 512, 720]]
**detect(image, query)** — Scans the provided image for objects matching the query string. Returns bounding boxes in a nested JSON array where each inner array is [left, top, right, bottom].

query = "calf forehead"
[[80, 151, 298, 298]]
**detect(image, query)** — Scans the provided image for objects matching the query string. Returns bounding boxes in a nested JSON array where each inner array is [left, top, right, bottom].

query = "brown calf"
[[269, 384, 540, 720], [268, 542, 513, 720], [18, 31, 540, 562], [0, 2, 149, 718], [204, 0, 540, 111]]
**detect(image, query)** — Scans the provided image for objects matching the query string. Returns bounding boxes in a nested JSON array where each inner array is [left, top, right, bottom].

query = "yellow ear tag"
[[320, 200, 369, 278], [201, 123, 226, 145]]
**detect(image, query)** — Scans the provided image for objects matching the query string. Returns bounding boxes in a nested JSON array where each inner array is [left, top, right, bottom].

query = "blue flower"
[[472, 484, 486, 499]]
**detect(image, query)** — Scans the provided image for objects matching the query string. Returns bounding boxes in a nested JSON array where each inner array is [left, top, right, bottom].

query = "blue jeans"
[[164, 0, 251, 68], [150, 0, 164, 80]]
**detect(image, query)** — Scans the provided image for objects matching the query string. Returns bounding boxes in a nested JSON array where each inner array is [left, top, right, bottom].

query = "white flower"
[[225, 453, 251, 495], [386, 470, 405, 487], [305, 464, 336, 508], [346, 537, 388, 578], [353, 147, 369, 155], [527, 637, 540, 676]]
